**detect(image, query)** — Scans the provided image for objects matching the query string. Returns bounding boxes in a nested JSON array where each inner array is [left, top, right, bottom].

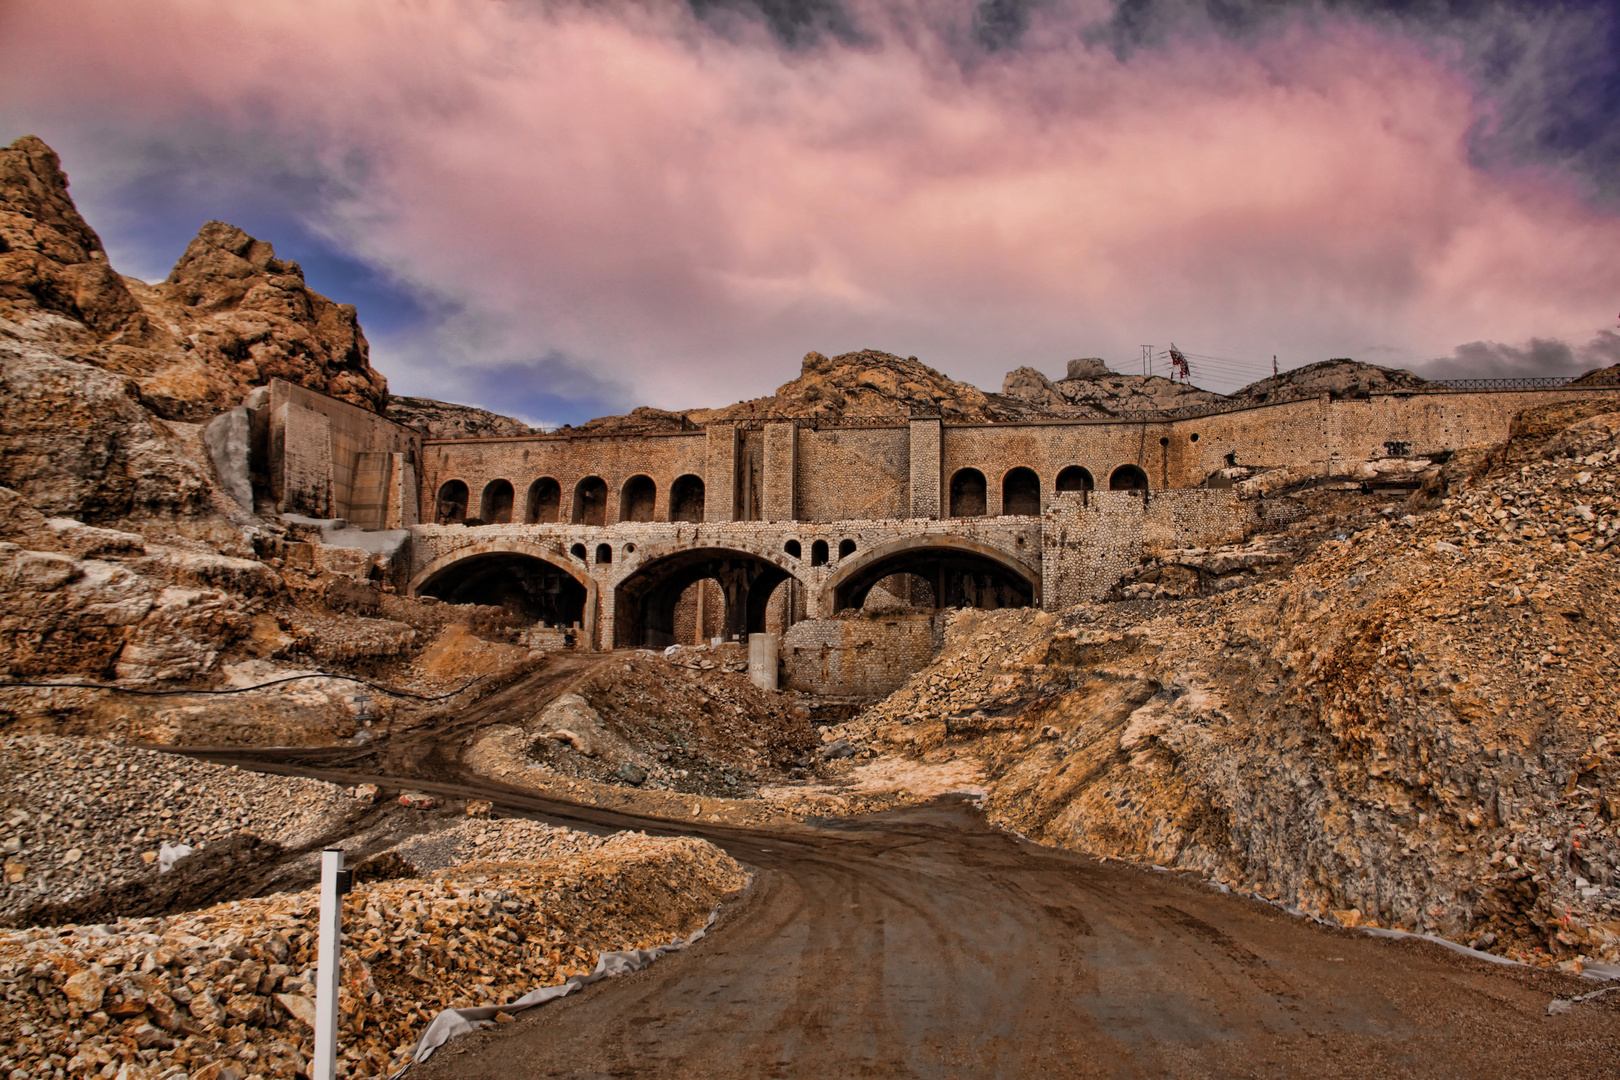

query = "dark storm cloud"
[[686, 0, 861, 46], [1089, 0, 1620, 199], [1417, 330, 1620, 379]]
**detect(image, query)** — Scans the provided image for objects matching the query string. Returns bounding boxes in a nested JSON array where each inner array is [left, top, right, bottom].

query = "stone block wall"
[[267, 379, 420, 522], [1041, 488, 1248, 609], [795, 425, 911, 522], [781, 614, 943, 697]]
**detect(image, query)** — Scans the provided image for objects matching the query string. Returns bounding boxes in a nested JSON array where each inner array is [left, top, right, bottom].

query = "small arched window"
[[811, 540, 829, 566], [595, 543, 613, 564], [838, 539, 856, 559], [570, 543, 587, 560], [785, 540, 802, 558]]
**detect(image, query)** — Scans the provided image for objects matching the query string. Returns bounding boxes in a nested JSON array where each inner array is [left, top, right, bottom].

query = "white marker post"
[[314, 848, 351, 1080]]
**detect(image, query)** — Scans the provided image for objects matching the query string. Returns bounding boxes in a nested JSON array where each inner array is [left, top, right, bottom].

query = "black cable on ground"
[[0, 672, 484, 701]]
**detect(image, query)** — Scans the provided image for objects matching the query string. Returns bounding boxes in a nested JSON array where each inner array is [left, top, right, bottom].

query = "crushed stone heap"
[[0, 824, 746, 1080]]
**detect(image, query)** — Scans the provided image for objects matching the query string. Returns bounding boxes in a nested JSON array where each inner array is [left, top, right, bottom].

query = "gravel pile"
[[0, 828, 746, 1080], [386, 818, 611, 874], [0, 736, 354, 925]]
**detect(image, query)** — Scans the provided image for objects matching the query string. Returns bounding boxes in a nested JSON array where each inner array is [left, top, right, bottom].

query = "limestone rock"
[[386, 396, 538, 440]]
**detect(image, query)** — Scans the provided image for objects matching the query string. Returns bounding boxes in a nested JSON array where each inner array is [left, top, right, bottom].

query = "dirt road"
[[184, 663, 1619, 1079]]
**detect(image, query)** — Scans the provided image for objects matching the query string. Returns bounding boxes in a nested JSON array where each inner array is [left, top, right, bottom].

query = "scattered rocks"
[[0, 735, 352, 926]]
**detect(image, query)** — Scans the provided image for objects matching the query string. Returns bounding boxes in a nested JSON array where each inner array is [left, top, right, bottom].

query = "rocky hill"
[[1231, 357, 1432, 404], [386, 396, 538, 440]]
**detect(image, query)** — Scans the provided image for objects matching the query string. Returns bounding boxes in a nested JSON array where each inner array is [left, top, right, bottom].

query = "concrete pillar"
[[908, 417, 942, 519], [748, 633, 780, 691], [762, 421, 797, 521], [705, 422, 739, 522]]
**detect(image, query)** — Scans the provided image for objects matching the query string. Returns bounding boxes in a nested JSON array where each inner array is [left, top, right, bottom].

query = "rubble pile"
[[839, 406, 1620, 967], [0, 825, 747, 1079], [506, 651, 819, 798], [0, 736, 354, 925]]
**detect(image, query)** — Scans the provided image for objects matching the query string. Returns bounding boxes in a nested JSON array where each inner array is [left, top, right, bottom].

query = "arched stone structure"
[[573, 476, 608, 525], [950, 468, 987, 518], [621, 475, 657, 522], [1056, 465, 1094, 493], [1002, 466, 1040, 516], [822, 535, 1039, 613], [613, 545, 804, 648], [525, 477, 561, 523], [409, 541, 598, 647], [435, 480, 469, 524], [1110, 464, 1149, 491], [480, 479, 515, 523], [669, 474, 705, 523]]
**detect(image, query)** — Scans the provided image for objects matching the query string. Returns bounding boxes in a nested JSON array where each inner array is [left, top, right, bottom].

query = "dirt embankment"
[[831, 404, 1620, 969]]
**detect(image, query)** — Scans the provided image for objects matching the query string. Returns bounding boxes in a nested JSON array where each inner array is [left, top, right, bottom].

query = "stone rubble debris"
[[0, 821, 746, 1079]]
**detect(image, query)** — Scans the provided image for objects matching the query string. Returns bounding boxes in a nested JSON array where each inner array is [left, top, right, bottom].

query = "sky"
[[2, 0, 1619, 426]]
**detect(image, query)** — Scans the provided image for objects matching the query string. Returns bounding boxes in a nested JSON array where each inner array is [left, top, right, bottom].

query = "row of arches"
[[412, 536, 1038, 647], [947, 463, 1147, 518], [435, 474, 706, 526]]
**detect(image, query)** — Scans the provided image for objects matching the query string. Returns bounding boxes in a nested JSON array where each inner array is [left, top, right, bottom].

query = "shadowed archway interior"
[[831, 544, 1033, 613], [614, 548, 799, 648], [414, 552, 588, 627]]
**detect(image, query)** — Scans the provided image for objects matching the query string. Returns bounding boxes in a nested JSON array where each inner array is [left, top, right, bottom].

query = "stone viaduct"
[[236, 375, 1620, 687]]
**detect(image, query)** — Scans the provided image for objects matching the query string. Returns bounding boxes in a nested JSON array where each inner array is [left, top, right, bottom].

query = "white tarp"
[[410, 910, 716, 1064]]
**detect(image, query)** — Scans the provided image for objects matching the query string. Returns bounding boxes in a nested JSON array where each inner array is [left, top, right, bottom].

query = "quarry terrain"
[[1, 129, 1619, 1077]]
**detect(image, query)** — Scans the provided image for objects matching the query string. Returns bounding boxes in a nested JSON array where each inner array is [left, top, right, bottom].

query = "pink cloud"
[[3, 0, 1618, 405]]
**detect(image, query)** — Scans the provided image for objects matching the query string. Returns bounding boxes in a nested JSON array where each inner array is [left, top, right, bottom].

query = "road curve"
[[181, 665, 1618, 1079]]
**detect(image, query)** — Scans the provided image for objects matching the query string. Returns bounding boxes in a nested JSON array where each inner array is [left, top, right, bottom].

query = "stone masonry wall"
[[794, 425, 911, 523], [1040, 488, 1249, 609], [781, 614, 943, 697]]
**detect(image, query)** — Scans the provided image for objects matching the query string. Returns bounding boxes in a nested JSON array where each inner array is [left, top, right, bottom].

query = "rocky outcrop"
[[386, 396, 537, 440], [0, 136, 148, 343], [1231, 358, 1431, 404], [0, 135, 388, 428]]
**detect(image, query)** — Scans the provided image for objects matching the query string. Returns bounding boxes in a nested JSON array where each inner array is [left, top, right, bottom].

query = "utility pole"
[[1273, 355, 1278, 379], [1140, 345, 1152, 377]]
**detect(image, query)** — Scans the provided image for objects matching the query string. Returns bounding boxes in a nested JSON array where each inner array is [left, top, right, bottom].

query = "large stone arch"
[[612, 543, 805, 649], [822, 535, 1039, 613], [409, 541, 598, 648]]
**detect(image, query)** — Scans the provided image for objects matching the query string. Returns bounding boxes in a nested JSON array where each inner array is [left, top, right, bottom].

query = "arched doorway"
[[525, 477, 561, 523], [620, 475, 657, 522], [949, 468, 987, 517], [1002, 467, 1040, 516], [1056, 466, 1094, 493], [411, 549, 591, 636], [614, 547, 801, 648], [573, 476, 608, 525], [670, 475, 705, 522], [1110, 464, 1149, 491], [824, 537, 1037, 613], [435, 480, 469, 524], [480, 479, 515, 523]]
